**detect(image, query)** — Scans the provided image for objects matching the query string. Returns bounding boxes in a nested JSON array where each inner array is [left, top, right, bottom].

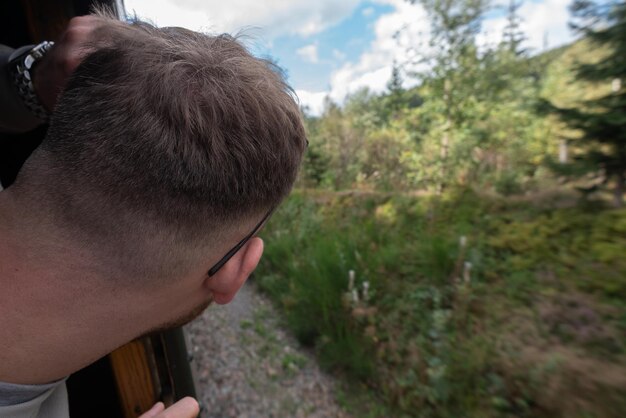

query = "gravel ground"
[[185, 281, 352, 418]]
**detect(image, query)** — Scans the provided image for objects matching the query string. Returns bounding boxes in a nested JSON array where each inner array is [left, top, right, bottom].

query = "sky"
[[124, 0, 576, 115]]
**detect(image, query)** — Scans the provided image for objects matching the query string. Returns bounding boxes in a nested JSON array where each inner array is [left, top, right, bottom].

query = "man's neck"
[[0, 238, 129, 384], [0, 190, 208, 385], [0, 192, 142, 384]]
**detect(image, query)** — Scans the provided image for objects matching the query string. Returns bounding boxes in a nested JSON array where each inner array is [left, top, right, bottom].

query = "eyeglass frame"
[[207, 208, 274, 277], [207, 137, 308, 277]]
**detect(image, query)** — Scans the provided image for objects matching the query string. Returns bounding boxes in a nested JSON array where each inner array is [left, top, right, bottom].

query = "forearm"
[[0, 45, 43, 134]]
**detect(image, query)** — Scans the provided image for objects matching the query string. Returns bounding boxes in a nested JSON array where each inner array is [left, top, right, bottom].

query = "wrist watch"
[[9, 40, 55, 123]]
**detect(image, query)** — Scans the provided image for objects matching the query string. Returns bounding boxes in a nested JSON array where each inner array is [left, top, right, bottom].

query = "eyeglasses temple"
[[207, 208, 274, 277]]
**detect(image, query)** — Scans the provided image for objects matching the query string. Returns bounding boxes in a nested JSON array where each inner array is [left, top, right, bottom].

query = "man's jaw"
[[140, 294, 214, 338]]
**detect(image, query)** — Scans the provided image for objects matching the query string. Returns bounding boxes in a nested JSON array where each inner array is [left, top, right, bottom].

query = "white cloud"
[[295, 0, 427, 113], [295, 90, 328, 116], [296, 43, 319, 63], [327, 0, 427, 102], [479, 0, 573, 52], [124, 0, 361, 38], [519, 0, 573, 50]]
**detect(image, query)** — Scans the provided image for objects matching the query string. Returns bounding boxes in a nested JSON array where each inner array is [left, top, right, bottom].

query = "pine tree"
[[409, 0, 489, 193], [386, 62, 405, 116], [503, 0, 526, 55], [550, 1, 626, 206]]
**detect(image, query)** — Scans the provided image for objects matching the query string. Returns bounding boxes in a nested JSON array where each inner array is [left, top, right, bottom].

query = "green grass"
[[256, 189, 626, 417]]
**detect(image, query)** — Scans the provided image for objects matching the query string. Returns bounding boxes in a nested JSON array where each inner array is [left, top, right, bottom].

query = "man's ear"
[[203, 237, 264, 305]]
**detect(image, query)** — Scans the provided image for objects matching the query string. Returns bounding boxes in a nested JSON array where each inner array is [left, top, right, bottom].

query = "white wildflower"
[[348, 270, 355, 291]]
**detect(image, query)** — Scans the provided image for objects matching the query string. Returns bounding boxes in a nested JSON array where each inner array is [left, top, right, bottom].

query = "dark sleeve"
[[0, 44, 43, 133]]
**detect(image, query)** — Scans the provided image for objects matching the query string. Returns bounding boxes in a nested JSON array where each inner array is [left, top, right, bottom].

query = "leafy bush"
[[256, 190, 626, 417]]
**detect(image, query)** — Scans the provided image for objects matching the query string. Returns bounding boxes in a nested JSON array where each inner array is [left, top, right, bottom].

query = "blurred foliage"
[[264, 1, 626, 417], [543, 1, 626, 207], [258, 191, 626, 418], [298, 2, 625, 202]]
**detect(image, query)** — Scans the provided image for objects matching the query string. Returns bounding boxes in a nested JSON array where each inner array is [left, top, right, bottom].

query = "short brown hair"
[[17, 15, 306, 281]]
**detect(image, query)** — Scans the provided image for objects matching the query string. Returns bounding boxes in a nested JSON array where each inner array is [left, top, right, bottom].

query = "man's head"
[[9, 14, 306, 325]]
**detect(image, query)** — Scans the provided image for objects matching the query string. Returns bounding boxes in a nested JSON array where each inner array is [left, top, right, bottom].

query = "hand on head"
[[33, 15, 99, 111]]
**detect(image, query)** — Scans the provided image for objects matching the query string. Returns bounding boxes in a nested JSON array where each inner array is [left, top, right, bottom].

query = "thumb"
[[155, 397, 200, 418], [138, 402, 165, 418]]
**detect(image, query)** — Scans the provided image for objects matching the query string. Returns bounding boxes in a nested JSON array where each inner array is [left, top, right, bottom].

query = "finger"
[[158, 397, 200, 418], [138, 402, 165, 418], [67, 15, 102, 28]]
